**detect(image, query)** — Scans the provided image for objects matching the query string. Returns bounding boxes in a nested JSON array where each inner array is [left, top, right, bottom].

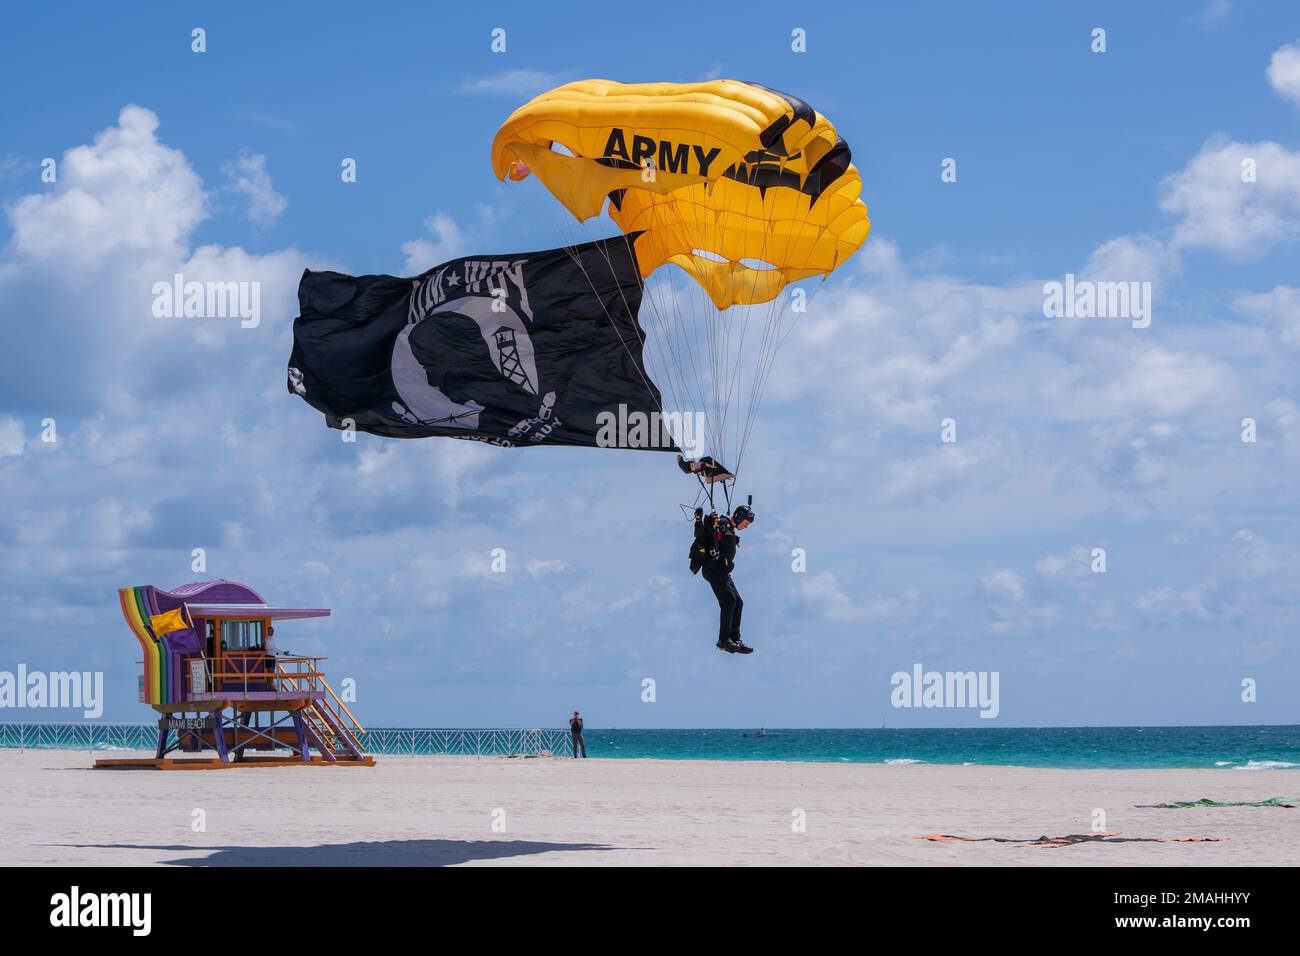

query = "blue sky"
[[2, 2, 1300, 728]]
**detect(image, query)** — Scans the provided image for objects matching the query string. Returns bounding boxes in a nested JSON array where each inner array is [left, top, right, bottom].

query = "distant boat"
[[742, 728, 781, 738]]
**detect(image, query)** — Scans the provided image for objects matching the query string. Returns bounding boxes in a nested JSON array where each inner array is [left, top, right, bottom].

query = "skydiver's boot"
[[730, 634, 754, 654], [716, 638, 737, 653]]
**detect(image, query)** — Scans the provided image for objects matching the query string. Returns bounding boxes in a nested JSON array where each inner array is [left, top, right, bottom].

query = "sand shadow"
[[57, 838, 633, 866]]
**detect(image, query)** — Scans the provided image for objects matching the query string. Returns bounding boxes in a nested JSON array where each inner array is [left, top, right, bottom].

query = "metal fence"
[[364, 727, 572, 757], [0, 723, 571, 757]]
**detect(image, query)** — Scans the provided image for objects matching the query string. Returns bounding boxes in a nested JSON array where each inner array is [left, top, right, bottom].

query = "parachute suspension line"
[[720, 171, 780, 476], [602, 181, 724, 459], [512, 183, 676, 434], [747, 163, 808, 467], [616, 229, 720, 458], [502, 125, 856, 483], [638, 241, 717, 454], [737, 285, 797, 470], [507, 176, 682, 441], [515, 179, 675, 431], [712, 151, 788, 479], [737, 273, 832, 469], [537, 190, 692, 442], [712, 149, 744, 468], [738, 145, 804, 477], [560, 239, 671, 425], [660, 134, 723, 467], [735, 278, 793, 470], [732, 151, 844, 474], [645, 257, 731, 466]]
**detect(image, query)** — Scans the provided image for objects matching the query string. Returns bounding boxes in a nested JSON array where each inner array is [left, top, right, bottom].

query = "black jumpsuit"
[[569, 716, 586, 758], [698, 516, 743, 645]]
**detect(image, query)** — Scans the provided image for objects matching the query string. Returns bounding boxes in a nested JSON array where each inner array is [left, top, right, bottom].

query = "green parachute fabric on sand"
[[1136, 796, 1300, 808], [916, 832, 1224, 848]]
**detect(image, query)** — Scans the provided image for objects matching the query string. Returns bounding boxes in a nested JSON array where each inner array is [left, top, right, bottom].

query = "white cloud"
[[980, 567, 1026, 603], [1194, 0, 1231, 25], [783, 271, 1031, 428], [854, 236, 906, 281], [1234, 285, 1300, 348], [1135, 586, 1214, 621], [1037, 555, 1067, 575], [89, 498, 154, 548], [0, 417, 24, 457], [1080, 233, 1179, 283], [5, 104, 206, 271], [352, 435, 495, 509], [1160, 136, 1300, 255], [458, 70, 567, 97], [401, 206, 504, 273], [402, 212, 468, 273], [609, 575, 678, 612], [799, 572, 868, 622], [1042, 345, 1235, 421], [526, 558, 567, 578], [1267, 41, 1300, 108], [880, 443, 981, 503], [0, 105, 313, 417], [221, 151, 287, 228], [1034, 547, 1096, 578]]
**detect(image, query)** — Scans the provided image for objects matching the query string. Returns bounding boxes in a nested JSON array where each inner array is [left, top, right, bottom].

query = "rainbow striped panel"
[[118, 586, 171, 705]]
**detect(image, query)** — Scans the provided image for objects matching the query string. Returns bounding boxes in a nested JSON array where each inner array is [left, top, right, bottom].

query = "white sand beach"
[[2, 749, 1295, 866]]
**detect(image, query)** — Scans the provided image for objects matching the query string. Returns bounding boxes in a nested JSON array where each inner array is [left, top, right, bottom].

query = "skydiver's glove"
[[694, 507, 704, 519]]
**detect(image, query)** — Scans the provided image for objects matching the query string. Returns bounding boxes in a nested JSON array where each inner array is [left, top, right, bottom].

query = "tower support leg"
[[293, 710, 311, 761], [211, 710, 231, 763]]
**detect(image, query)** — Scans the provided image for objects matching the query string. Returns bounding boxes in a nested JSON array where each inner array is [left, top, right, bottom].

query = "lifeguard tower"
[[95, 580, 374, 770]]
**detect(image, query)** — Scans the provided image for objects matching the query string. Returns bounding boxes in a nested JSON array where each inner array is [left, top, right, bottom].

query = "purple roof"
[[153, 580, 329, 620], [169, 579, 266, 603], [185, 604, 329, 621]]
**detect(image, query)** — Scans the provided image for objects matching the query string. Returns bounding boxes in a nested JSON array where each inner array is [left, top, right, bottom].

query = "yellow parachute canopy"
[[491, 79, 870, 308]]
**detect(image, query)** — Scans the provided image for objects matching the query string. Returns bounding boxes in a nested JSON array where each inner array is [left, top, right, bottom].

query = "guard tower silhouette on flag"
[[494, 326, 535, 393]]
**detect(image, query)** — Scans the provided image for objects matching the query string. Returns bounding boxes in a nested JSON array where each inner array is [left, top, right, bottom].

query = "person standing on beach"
[[569, 711, 587, 758]]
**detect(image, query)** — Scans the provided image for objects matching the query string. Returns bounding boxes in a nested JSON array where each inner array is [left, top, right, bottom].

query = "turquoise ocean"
[[564, 726, 1300, 769], [6, 723, 1298, 770]]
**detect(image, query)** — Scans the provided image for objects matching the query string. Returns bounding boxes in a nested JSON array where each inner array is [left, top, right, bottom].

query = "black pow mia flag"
[[288, 237, 675, 452]]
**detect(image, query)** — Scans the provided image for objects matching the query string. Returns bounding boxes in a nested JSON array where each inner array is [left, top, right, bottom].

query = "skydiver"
[[691, 504, 755, 654]]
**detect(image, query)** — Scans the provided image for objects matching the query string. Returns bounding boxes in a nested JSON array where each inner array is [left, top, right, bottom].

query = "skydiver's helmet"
[[732, 505, 755, 525]]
